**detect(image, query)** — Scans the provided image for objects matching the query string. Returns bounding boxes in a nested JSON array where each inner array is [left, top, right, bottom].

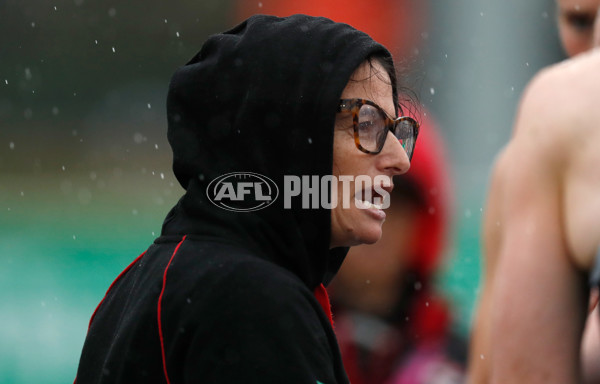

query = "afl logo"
[[206, 172, 279, 212]]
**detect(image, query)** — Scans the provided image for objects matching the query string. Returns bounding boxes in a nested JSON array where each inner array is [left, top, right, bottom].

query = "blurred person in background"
[[556, 0, 600, 57], [329, 120, 465, 384], [468, 0, 600, 382]]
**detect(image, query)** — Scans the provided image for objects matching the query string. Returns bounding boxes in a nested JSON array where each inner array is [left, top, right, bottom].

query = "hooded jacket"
[[75, 14, 396, 384]]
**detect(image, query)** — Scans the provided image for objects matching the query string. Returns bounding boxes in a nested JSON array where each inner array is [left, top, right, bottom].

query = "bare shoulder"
[[515, 49, 600, 142], [528, 48, 600, 99], [512, 49, 600, 270]]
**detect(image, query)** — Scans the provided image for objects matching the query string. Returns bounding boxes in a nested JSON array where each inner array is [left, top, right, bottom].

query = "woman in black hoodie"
[[75, 14, 418, 384]]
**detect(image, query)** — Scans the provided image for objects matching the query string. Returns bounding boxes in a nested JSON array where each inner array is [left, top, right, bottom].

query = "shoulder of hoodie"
[[156, 236, 325, 323]]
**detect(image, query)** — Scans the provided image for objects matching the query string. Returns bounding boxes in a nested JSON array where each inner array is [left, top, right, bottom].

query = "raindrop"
[[24, 108, 33, 119], [133, 132, 145, 144], [72, 235, 76, 240], [31, 22, 36, 28], [542, 11, 548, 18], [9, 142, 15, 149], [160, 173, 165, 180], [525, 62, 530, 67], [480, 354, 485, 360], [154, 144, 159, 149], [307, 137, 313, 144], [62, 165, 66, 171], [52, 107, 59, 115], [72, 129, 78, 136], [108, 7, 116, 17], [186, 298, 192, 304], [154, 195, 165, 205], [90, 172, 97, 180], [414, 281, 422, 291], [198, 174, 205, 181], [258, 2, 263, 7], [164, 19, 168, 23], [429, 87, 435, 95], [147, 103, 151, 109], [54, 6, 57, 11], [20, 191, 24, 197], [465, 209, 472, 218], [25, 68, 32, 80], [425, 301, 429, 307], [152, 231, 155, 236], [95, 40, 98, 45], [176, 32, 180, 38], [575, 4, 581, 10], [112, 46, 116, 53], [4, 80, 7, 85], [365, 279, 370, 284], [132, 209, 138, 215], [480, 11, 484, 16]]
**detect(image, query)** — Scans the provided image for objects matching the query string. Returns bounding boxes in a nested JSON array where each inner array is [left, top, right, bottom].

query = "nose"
[[376, 130, 410, 175]]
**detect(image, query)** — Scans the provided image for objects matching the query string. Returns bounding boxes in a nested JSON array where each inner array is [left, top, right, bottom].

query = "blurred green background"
[[1, 0, 564, 382]]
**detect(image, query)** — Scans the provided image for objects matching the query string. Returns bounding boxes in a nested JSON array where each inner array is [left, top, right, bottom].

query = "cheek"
[[332, 131, 371, 179], [332, 133, 353, 177], [559, 24, 593, 57]]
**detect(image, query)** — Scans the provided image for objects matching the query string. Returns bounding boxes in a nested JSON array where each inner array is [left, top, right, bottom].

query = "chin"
[[352, 225, 383, 246], [331, 208, 385, 247]]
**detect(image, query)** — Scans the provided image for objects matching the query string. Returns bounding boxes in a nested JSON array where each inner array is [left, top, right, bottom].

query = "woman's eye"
[[565, 11, 596, 31], [358, 120, 376, 133], [358, 120, 372, 128]]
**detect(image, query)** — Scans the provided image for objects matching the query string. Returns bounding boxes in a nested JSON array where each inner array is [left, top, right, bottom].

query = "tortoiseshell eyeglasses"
[[337, 98, 419, 160]]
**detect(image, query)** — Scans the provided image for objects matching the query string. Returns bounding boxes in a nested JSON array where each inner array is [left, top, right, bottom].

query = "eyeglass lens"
[[357, 103, 416, 157], [357, 104, 387, 153]]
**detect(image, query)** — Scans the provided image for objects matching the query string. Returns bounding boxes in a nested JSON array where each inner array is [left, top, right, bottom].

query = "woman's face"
[[330, 60, 410, 248], [557, 0, 600, 57]]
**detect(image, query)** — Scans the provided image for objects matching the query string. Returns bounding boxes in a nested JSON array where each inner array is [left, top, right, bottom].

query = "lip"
[[354, 198, 387, 221]]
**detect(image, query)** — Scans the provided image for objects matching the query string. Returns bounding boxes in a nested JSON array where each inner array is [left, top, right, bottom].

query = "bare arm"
[[467, 149, 509, 384], [488, 76, 588, 383]]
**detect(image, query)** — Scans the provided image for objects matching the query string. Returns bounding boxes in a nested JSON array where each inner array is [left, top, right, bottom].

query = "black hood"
[[161, 14, 396, 289]]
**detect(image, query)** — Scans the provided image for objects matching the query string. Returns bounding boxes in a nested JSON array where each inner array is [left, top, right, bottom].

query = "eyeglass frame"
[[337, 98, 420, 159]]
